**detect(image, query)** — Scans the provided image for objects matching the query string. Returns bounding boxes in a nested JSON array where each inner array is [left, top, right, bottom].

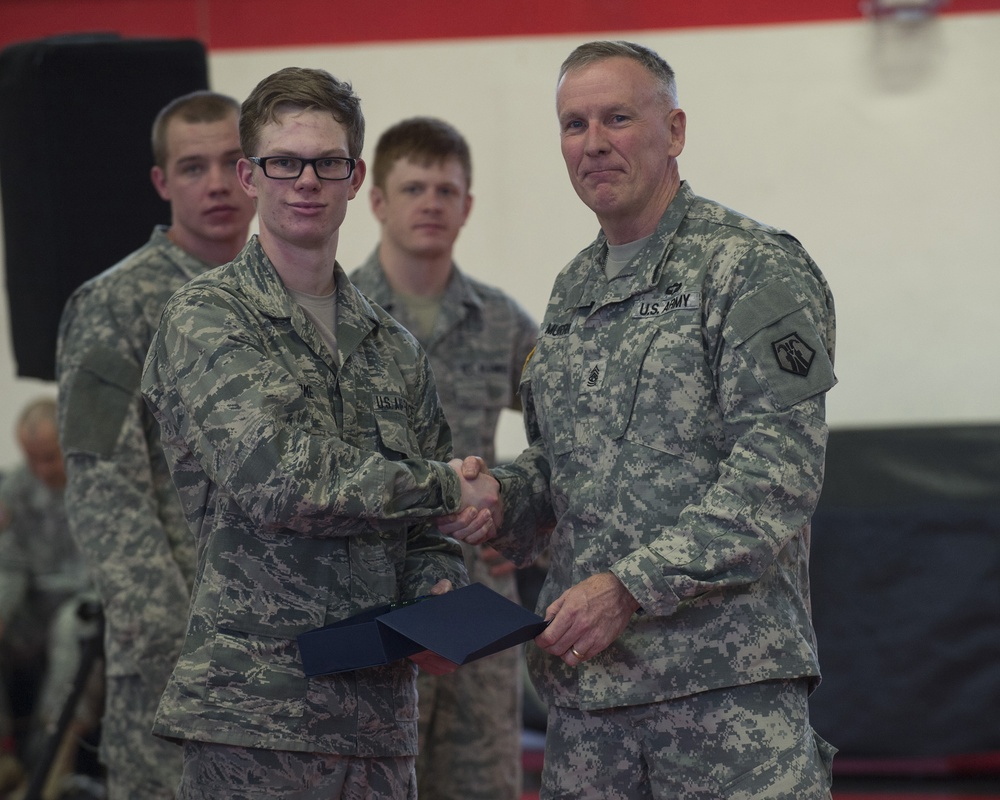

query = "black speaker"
[[0, 34, 209, 380]]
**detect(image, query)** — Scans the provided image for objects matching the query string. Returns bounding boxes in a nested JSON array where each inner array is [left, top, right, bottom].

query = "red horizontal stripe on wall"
[[2, 0, 999, 52]]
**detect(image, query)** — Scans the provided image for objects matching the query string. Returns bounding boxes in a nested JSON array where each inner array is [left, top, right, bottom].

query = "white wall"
[[2, 13, 999, 467]]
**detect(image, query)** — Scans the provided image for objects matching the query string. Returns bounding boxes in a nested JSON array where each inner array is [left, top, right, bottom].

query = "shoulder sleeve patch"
[[724, 281, 836, 409], [62, 345, 141, 458], [725, 281, 805, 344]]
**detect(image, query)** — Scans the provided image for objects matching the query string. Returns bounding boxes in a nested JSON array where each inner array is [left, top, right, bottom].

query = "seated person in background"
[[0, 397, 92, 788]]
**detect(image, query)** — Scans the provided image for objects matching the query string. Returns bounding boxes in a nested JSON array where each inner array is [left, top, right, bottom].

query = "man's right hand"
[[439, 457, 501, 544]]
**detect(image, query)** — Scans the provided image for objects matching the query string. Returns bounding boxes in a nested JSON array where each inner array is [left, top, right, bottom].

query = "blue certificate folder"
[[298, 582, 548, 677]]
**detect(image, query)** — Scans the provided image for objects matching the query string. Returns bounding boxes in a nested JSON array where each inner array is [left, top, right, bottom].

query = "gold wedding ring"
[[571, 647, 583, 659]]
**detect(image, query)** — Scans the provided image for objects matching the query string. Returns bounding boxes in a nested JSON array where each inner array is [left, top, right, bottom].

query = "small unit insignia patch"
[[772, 332, 815, 377]]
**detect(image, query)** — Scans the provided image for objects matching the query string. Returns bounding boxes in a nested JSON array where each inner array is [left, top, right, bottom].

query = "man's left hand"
[[535, 572, 640, 666]]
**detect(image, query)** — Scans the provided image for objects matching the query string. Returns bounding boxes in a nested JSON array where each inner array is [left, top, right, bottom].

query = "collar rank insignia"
[[772, 332, 815, 376]]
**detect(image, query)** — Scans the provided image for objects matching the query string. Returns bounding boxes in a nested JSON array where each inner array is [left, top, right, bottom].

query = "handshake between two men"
[[405, 456, 500, 677], [443, 456, 501, 544], [420, 456, 639, 678]]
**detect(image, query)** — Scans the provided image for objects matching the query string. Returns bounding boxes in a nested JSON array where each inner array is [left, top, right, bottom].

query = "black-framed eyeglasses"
[[249, 155, 357, 181]]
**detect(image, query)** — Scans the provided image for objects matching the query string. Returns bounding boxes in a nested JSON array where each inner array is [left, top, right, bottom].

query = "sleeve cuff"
[[610, 547, 681, 618]]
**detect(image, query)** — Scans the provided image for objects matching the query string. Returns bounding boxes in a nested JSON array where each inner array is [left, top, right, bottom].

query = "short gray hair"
[[559, 41, 678, 106], [17, 396, 57, 437]]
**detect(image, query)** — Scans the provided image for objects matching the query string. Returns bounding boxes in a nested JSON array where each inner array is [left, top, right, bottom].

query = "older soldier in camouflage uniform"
[[445, 41, 838, 799], [140, 67, 500, 800], [0, 398, 90, 781], [56, 91, 256, 798], [350, 117, 537, 800]]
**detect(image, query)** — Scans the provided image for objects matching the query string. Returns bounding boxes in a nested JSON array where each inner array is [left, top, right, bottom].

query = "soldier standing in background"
[[351, 117, 537, 800], [56, 91, 256, 798]]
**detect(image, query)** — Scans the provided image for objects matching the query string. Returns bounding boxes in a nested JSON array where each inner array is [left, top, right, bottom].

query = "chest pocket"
[[525, 331, 577, 458], [610, 317, 716, 462], [452, 362, 512, 411], [373, 402, 420, 460], [345, 340, 423, 460], [369, 361, 420, 460]]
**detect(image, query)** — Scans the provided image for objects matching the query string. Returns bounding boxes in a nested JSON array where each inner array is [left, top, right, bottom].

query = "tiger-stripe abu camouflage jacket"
[[141, 236, 467, 754]]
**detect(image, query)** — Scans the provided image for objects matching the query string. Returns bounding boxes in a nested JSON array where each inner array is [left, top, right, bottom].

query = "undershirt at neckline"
[[289, 286, 338, 363], [605, 234, 653, 280]]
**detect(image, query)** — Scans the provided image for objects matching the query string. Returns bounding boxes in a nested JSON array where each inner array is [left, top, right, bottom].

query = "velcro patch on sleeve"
[[62, 345, 140, 458], [725, 281, 836, 409]]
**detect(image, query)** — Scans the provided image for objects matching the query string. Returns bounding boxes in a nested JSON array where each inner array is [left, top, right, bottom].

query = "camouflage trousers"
[[178, 741, 417, 799], [540, 678, 835, 800], [415, 548, 524, 800], [102, 673, 182, 799], [415, 643, 523, 800]]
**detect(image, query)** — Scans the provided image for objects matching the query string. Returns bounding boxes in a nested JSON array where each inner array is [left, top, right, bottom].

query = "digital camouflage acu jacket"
[[57, 227, 206, 691], [492, 182, 837, 711]]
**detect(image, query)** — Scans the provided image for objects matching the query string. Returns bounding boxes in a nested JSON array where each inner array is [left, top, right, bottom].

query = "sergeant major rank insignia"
[[581, 359, 607, 391], [772, 332, 815, 377]]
